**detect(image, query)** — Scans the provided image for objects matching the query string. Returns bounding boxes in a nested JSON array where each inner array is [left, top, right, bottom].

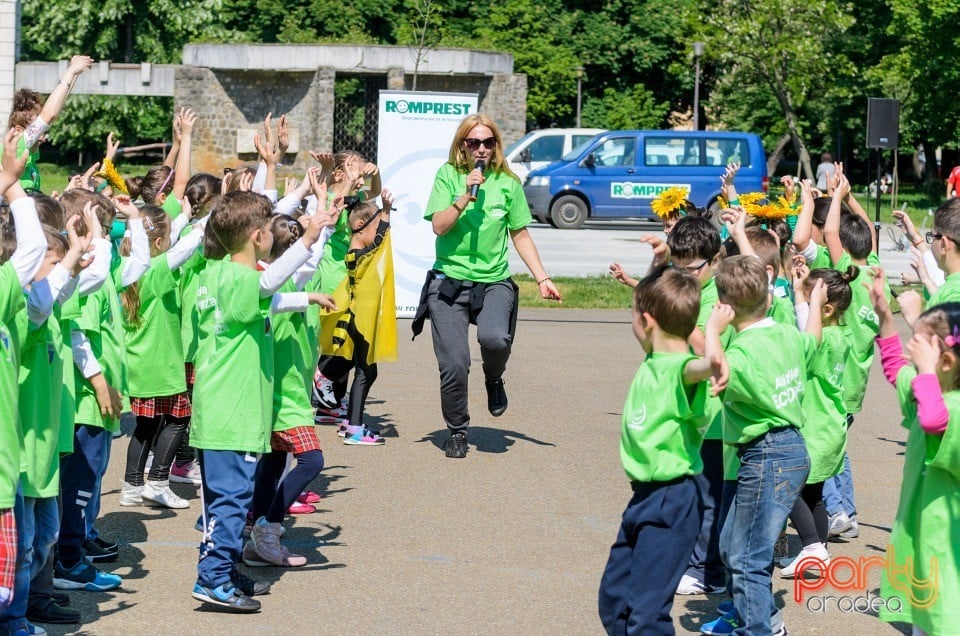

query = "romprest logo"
[[794, 544, 938, 615], [385, 100, 473, 116], [611, 182, 690, 199]]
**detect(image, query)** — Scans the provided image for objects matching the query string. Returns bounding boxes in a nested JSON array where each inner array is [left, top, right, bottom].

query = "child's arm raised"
[[609, 262, 639, 288], [1, 130, 47, 288], [259, 205, 337, 297], [163, 112, 181, 170], [640, 234, 670, 274], [803, 278, 827, 343], [722, 207, 754, 257], [823, 173, 847, 265], [32, 55, 93, 136], [719, 162, 740, 205], [906, 332, 950, 434], [76, 204, 110, 296], [171, 108, 197, 204], [836, 163, 877, 255], [115, 195, 150, 288], [791, 179, 817, 255], [869, 267, 910, 386]]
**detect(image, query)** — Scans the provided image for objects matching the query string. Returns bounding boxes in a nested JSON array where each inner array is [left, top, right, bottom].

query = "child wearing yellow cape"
[[318, 192, 397, 445]]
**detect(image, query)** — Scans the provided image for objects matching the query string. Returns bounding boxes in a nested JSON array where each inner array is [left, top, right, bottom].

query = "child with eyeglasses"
[[899, 198, 960, 330]]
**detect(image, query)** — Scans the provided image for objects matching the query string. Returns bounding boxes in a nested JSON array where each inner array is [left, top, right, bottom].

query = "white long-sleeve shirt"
[[8, 197, 47, 288]]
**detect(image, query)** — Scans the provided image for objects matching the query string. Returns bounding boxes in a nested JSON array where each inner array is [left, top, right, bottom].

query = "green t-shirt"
[[424, 164, 531, 283], [316, 207, 351, 295], [698, 277, 732, 441], [800, 325, 849, 483], [0, 263, 24, 508], [773, 277, 795, 304], [73, 272, 127, 432], [835, 252, 888, 413], [179, 249, 207, 364], [928, 271, 960, 309], [17, 137, 40, 192], [271, 279, 316, 432], [767, 293, 796, 327], [879, 365, 960, 632], [721, 320, 817, 445], [124, 255, 187, 397], [190, 259, 274, 453], [619, 352, 709, 482], [809, 243, 832, 269], [17, 304, 64, 498], [58, 293, 81, 455], [161, 194, 182, 219]]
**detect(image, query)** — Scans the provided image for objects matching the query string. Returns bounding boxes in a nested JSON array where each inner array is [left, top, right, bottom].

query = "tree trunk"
[[783, 106, 813, 180], [766, 133, 791, 176]]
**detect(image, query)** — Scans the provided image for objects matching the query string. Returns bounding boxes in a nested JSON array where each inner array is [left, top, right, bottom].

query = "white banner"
[[377, 90, 479, 318]]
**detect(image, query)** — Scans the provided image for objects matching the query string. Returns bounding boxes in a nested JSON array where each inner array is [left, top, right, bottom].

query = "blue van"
[[523, 130, 768, 228]]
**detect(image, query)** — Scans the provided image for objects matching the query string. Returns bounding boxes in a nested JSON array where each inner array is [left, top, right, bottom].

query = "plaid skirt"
[[0, 507, 16, 593], [185, 362, 196, 389], [131, 392, 192, 419], [271, 426, 322, 454]]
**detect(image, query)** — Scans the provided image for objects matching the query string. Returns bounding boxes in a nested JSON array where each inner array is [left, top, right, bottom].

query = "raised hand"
[[105, 133, 120, 161]]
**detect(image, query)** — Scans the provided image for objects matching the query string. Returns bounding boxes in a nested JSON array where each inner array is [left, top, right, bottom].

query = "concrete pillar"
[[482, 74, 528, 145], [386, 67, 405, 91], [0, 0, 19, 131]]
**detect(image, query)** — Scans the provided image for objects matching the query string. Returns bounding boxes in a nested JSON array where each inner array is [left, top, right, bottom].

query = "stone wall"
[[0, 1, 19, 132], [174, 64, 526, 173], [174, 65, 335, 175]]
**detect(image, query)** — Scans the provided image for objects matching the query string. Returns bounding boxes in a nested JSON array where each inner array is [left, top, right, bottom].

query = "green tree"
[[698, 0, 856, 179], [581, 84, 669, 130]]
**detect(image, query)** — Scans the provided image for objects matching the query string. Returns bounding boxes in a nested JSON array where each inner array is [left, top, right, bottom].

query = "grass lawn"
[[515, 274, 632, 309], [36, 161, 152, 195]]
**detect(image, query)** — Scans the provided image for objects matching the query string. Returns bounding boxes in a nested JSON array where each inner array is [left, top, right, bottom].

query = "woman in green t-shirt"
[[418, 114, 562, 458]]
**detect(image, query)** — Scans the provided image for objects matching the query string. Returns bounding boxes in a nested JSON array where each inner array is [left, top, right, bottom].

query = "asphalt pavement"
[[512, 221, 916, 282], [46, 310, 914, 635]]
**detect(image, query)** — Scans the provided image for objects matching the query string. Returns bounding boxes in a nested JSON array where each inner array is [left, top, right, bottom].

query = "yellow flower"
[[651, 186, 689, 220], [750, 203, 789, 220]]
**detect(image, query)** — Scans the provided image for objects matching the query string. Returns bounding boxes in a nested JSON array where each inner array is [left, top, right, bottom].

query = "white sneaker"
[[144, 451, 154, 474], [840, 517, 859, 538], [142, 480, 190, 509], [119, 482, 143, 507], [780, 543, 830, 578], [828, 511, 853, 537], [676, 574, 711, 595]]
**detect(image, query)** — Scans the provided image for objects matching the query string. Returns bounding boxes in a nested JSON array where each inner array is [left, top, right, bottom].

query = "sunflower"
[[749, 203, 789, 220], [651, 186, 689, 219]]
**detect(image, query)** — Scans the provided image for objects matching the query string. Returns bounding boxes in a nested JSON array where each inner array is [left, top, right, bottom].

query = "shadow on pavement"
[[416, 426, 555, 454]]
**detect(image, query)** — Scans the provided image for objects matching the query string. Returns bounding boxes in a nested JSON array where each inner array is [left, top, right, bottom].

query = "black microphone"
[[469, 160, 485, 201]]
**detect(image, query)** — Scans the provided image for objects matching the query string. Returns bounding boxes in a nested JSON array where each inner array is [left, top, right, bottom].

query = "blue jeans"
[[197, 450, 257, 589], [0, 493, 59, 624], [598, 477, 701, 635], [822, 452, 856, 517], [58, 425, 110, 567], [720, 428, 809, 636]]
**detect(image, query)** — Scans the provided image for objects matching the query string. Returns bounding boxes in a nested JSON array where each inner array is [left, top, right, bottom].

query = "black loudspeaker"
[[866, 98, 900, 149]]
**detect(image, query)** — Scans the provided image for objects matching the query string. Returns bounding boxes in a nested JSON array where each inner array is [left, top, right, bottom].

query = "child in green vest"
[[597, 266, 726, 634], [702, 255, 825, 635], [0, 129, 47, 616], [780, 266, 857, 578], [869, 276, 960, 636], [189, 191, 335, 612]]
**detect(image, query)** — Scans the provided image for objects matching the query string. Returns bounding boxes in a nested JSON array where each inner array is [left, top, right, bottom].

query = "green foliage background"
[[15, 0, 960, 182]]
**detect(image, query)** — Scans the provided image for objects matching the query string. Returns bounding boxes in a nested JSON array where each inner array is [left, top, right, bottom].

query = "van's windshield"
[[563, 138, 596, 161]]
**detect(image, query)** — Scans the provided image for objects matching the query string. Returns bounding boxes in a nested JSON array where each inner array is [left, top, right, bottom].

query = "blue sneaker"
[[6, 619, 47, 636], [191, 582, 261, 612], [700, 607, 741, 635], [716, 600, 734, 614], [53, 559, 122, 591]]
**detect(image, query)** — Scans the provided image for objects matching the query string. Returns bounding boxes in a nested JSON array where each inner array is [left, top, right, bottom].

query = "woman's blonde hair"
[[447, 114, 518, 181]]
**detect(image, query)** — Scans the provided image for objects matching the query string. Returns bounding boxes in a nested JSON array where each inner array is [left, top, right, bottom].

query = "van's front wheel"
[[550, 195, 588, 229]]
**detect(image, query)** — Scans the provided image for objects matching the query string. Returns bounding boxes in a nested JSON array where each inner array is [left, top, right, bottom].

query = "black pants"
[[319, 328, 377, 428], [124, 414, 189, 485]]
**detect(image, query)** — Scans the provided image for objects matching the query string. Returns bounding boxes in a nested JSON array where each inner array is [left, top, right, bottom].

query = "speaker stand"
[[874, 147, 883, 249]]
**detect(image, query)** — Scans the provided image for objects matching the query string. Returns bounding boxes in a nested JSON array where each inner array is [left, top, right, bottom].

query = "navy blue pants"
[[598, 477, 701, 635], [58, 425, 111, 568], [197, 450, 257, 589], [684, 439, 727, 591]]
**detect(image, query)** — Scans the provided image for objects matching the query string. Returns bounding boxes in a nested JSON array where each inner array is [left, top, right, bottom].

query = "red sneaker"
[[297, 491, 322, 505], [287, 502, 316, 515]]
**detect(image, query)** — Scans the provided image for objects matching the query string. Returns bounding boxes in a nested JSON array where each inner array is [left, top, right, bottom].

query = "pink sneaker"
[[297, 491, 322, 504], [343, 428, 386, 446], [170, 460, 201, 486], [316, 405, 347, 424], [287, 501, 316, 515]]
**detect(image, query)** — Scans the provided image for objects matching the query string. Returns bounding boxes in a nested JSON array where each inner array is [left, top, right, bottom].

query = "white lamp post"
[[693, 42, 704, 131]]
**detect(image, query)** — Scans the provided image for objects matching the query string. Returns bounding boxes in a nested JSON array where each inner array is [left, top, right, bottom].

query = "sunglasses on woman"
[[464, 137, 496, 150]]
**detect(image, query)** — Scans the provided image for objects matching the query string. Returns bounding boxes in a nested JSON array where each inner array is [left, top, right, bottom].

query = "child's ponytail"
[[806, 267, 857, 316], [840, 265, 860, 285], [120, 206, 170, 329]]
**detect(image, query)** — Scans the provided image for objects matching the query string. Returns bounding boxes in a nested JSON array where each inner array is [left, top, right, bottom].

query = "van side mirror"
[[518, 148, 531, 163], [581, 153, 595, 168]]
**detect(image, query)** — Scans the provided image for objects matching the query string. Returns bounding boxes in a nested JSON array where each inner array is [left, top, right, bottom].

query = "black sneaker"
[[82, 539, 118, 563], [192, 582, 260, 613], [52, 592, 70, 606], [230, 570, 272, 596], [27, 599, 81, 624], [485, 377, 508, 417], [92, 537, 119, 552], [444, 431, 468, 458]]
